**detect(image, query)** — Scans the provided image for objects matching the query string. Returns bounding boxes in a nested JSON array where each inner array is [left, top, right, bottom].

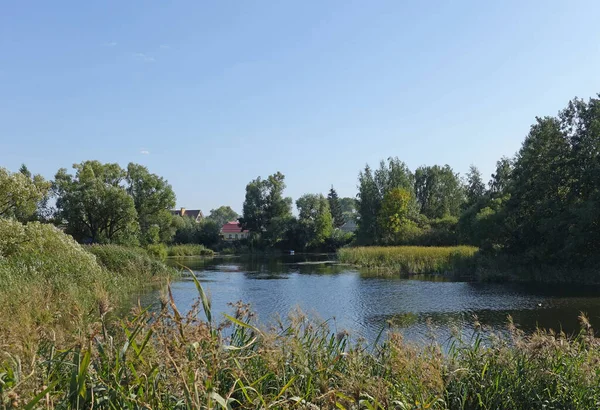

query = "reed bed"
[[2, 272, 600, 409], [168, 244, 215, 257], [338, 246, 479, 275]]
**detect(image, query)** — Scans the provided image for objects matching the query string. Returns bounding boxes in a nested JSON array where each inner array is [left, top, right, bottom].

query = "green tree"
[[207, 205, 239, 227], [414, 165, 465, 219], [296, 194, 333, 249], [125, 163, 176, 244], [54, 161, 138, 244], [0, 166, 51, 222], [339, 197, 356, 221], [465, 165, 486, 206], [377, 188, 419, 244], [239, 171, 292, 247], [327, 186, 345, 228]]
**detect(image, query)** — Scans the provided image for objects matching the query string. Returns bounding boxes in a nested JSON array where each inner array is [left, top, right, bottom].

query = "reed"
[[2, 274, 599, 409], [167, 243, 215, 257], [338, 246, 479, 275]]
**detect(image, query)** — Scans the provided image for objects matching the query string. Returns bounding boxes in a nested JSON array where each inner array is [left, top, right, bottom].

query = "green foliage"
[[338, 245, 478, 275], [126, 163, 176, 245], [8, 282, 599, 409], [146, 243, 168, 260], [295, 193, 334, 249], [377, 187, 419, 244], [54, 161, 139, 243], [207, 205, 239, 227], [327, 186, 345, 228], [87, 244, 176, 277], [239, 172, 292, 248], [0, 166, 50, 222], [414, 164, 465, 219], [172, 217, 222, 249], [167, 244, 215, 257], [465, 164, 486, 206], [0, 219, 172, 355]]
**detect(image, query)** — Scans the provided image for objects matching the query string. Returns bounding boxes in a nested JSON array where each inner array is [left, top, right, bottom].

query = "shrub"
[[146, 243, 168, 260], [87, 244, 174, 277]]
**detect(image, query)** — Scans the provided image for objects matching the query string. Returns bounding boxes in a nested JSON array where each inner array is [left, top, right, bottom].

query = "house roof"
[[221, 221, 248, 233], [170, 208, 204, 221]]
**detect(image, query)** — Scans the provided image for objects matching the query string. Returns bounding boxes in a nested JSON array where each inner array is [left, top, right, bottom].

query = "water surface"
[[139, 254, 600, 344]]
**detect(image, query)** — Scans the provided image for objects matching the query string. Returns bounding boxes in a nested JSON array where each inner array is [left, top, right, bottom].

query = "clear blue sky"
[[2, 1, 600, 213]]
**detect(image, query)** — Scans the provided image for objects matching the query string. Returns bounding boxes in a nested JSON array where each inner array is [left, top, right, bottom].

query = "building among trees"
[[170, 208, 204, 223], [221, 221, 249, 241]]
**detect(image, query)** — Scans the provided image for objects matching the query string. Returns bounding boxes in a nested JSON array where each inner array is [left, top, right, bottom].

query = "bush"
[[167, 244, 215, 257], [146, 243, 168, 260], [87, 244, 174, 277], [0, 219, 173, 356]]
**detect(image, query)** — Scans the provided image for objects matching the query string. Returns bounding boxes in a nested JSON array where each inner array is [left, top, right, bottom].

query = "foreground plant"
[[2, 269, 600, 409]]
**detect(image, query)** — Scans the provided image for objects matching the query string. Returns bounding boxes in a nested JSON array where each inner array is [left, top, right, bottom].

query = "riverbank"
[[2, 278, 599, 409], [0, 219, 175, 358], [337, 245, 479, 276]]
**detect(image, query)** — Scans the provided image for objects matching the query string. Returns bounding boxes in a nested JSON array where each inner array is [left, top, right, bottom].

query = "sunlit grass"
[[338, 246, 479, 275], [167, 243, 215, 257]]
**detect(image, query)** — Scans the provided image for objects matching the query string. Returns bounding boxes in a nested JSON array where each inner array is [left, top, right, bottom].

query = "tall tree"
[[207, 206, 239, 227], [377, 188, 419, 244], [296, 194, 333, 249], [0, 166, 50, 222], [125, 163, 176, 244], [327, 186, 345, 228], [465, 165, 486, 206], [239, 172, 292, 247], [54, 161, 138, 243], [414, 165, 465, 219]]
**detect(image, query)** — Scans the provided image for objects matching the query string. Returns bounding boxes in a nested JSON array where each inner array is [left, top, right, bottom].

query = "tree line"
[[3, 93, 600, 270]]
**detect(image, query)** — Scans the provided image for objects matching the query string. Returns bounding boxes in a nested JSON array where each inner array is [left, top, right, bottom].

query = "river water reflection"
[[138, 254, 600, 344]]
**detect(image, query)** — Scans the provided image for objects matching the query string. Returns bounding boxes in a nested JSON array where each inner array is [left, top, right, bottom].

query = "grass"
[[0, 219, 173, 360], [338, 246, 479, 275], [2, 270, 600, 409], [167, 243, 215, 257]]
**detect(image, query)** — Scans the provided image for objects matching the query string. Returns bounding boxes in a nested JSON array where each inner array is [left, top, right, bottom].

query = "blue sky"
[[2, 1, 600, 213]]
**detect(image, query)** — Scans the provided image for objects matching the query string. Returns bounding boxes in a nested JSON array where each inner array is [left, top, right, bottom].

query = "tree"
[[0, 165, 50, 222], [339, 197, 356, 220], [414, 165, 465, 219], [356, 158, 416, 244], [125, 163, 176, 244], [207, 206, 239, 227], [489, 157, 513, 196], [327, 186, 345, 228], [239, 172, 292, 247], [54, 161, 138, 243], [377, 188, 419, 244], [465, 165, 486, 206], [296, 194, 333, 249]]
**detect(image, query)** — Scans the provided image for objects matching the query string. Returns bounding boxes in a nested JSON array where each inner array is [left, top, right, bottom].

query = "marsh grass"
[[2, 273, 600, 409], [338, 246, 479, 276], [168, 244, 215, 257]]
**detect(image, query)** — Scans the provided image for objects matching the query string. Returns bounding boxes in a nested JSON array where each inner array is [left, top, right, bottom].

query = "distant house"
[[221, 221, 249, 241], [340, 219, 357, 233], [170, 207, 204, 223]]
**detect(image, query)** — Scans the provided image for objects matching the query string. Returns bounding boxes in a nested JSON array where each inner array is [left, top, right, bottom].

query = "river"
[[137, 254, 600, 345]]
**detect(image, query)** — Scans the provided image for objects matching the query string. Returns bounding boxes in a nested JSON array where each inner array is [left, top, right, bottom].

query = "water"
[[139, 254, 600, 345]]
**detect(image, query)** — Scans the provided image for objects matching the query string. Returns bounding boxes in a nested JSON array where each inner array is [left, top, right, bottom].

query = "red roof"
[[221, 221, 248, 233]]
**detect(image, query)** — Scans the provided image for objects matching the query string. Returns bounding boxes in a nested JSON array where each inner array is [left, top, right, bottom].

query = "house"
[[221, 221, 249, 241], [340, 219, 357, 233], [170, 207, 204, 223]]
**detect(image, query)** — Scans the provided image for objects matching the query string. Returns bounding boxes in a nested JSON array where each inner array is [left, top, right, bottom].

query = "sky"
[[2, 1, 600, 214]]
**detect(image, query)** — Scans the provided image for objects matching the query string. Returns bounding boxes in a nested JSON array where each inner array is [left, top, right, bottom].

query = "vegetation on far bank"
[[3, 279, 600, 409], [167, 243, 215, 257], [338, 246, 478, 276]]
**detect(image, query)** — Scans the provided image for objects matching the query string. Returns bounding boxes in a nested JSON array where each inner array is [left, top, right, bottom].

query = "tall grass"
[[168, 243, 215, 257], [0, 219, 173, 359], [338, 246, 479, 275], [2, 273, 600, 409]]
